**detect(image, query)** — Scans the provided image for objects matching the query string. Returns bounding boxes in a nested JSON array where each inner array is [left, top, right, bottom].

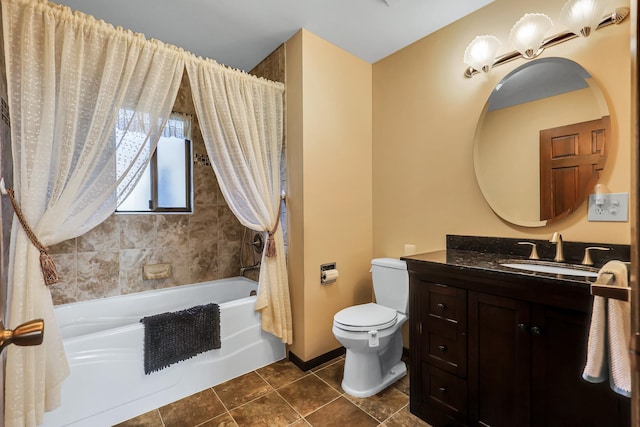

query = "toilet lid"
[[333, 303, 397, 332]]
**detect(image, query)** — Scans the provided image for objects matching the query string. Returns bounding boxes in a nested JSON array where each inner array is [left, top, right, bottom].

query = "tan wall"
[[372, 0, 632, 258], [286, 29, 373, 361], [286, 31, 306, 358]]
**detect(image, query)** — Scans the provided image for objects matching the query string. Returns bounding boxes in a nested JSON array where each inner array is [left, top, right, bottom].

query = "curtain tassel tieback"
[[265, 231, 277, 257], [0, 182, 60, 286], [38, 249, 60, 286], [265, 203, 282, 258]]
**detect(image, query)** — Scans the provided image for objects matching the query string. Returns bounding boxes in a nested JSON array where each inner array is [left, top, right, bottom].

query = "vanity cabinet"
[[408, 259, 630, 427]]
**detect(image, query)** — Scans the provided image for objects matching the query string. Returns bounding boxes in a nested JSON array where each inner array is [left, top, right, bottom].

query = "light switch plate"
[[588, 192, 628, 222]]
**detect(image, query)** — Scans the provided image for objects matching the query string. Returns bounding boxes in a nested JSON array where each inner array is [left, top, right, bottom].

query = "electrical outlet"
[[587, 192, 628, 222]]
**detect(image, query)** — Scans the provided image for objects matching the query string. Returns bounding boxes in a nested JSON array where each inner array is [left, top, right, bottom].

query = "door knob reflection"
[[0, 319, 44, 354]]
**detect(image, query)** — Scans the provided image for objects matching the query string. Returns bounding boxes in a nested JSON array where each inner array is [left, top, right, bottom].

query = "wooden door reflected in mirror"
[[539, 116, 609, 221]]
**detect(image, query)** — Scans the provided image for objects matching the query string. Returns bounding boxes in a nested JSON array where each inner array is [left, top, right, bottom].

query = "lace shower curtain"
[[185, 56, 292, 344], [115, 110, 192, 203], [1, 0, 184, 425]]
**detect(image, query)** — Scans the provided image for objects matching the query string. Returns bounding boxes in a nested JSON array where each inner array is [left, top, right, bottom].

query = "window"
[[117, 113, 193, 213]]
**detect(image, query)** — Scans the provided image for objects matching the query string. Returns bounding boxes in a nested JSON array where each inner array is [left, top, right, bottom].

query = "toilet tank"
[[371, 258, 409, 315]]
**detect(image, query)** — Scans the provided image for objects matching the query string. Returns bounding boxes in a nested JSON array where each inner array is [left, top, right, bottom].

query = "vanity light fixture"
[[559, 0, 609, 37], [464, 1, 629, 78], [509, 13, 553, 59]]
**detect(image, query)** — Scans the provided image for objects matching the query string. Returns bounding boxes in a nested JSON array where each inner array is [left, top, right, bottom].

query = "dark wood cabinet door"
[[531, 305, 630, 427], [468, 292, 531, 427]]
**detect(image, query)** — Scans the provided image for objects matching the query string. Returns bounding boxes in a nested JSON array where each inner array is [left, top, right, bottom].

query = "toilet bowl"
[[332, 258, 409, 398]]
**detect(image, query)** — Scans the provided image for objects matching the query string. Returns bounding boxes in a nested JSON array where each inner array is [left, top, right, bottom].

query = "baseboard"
[[289, 346, 410, 372], [288, 347, 346, 372]]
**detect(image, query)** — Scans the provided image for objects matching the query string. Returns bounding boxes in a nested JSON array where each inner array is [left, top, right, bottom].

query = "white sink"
[[500, 262, 599, 278]]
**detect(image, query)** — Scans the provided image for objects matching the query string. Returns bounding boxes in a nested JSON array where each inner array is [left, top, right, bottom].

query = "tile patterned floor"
[[114, 356, 432, 427]]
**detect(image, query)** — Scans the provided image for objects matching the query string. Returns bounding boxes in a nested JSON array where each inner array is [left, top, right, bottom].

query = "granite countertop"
[[402, 249, 601, 287], [400, 235, 631, 289]]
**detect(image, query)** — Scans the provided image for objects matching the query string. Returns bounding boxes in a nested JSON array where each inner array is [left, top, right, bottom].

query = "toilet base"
[[341, 360, 407, 398]]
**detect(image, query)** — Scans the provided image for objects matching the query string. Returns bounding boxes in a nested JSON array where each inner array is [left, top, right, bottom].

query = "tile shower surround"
[[48, 200, 245, 305]]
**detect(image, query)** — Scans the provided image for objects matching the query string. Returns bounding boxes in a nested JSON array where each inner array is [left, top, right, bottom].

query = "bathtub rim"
[[53, 275, 259, 311]]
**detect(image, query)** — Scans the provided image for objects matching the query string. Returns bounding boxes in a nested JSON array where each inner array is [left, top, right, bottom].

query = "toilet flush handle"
[[368, 330, 379, 347]]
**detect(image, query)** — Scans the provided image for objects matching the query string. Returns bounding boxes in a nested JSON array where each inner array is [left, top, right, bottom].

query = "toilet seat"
[[333, 303, 398, 332]]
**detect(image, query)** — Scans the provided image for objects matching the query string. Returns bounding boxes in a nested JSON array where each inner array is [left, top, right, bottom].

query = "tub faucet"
[[549, 232, 564, 262]]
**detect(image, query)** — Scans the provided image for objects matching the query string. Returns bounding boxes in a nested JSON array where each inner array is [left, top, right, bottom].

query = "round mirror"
[[473, 57, 610, 227]]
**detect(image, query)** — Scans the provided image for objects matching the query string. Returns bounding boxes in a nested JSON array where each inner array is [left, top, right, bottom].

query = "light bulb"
[[509, 13, 553, 59], [464, 35, 501, 73], [559, 0, 609, 37]]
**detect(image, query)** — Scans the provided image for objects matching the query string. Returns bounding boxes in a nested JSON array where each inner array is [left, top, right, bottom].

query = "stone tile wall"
[[250, 44, 285, 84]]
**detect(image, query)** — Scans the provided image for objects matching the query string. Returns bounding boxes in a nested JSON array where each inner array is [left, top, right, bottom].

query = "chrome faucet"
[[549, 232, 564, 262]]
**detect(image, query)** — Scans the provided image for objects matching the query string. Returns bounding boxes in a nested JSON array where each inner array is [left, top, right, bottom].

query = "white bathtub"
[[42, 277, 286, 427]]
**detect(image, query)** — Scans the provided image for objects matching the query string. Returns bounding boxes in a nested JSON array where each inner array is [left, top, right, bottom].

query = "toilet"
[[332, 258, 409, 398]]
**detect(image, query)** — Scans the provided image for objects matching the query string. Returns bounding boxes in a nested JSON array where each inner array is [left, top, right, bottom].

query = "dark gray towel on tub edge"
[[140, 303, 221, 374]]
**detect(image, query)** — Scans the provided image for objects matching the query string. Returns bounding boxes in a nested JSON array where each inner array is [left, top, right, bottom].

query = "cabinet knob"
[[437, 303, 446, 311], [438, 344, 447, 353], [518, 323, 528, 333], [439, 386, 447, 394], [531, 326, 543, 335]]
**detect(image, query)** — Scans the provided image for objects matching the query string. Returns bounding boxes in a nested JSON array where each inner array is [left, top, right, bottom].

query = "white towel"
[[582, 260, 631, 397]]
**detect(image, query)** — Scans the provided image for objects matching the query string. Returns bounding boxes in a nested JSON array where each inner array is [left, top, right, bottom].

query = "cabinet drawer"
[[429, 291, 460, 320], [428, 330, 466, 376], [424, 364, 467, 420], [428, 284, 466, 325]]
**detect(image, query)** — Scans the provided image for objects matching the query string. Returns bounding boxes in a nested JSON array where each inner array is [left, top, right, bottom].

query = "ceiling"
[[55, 0, 494, 72], [487, 58, 591, 111]]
